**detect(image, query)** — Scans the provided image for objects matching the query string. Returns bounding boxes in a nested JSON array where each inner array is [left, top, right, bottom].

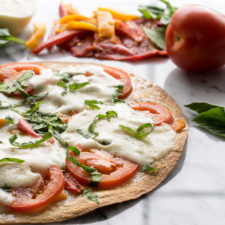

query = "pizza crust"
[[0, 62, 188, 224]]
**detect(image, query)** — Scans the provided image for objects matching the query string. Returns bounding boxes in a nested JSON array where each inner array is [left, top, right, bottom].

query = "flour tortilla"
[[0, 62, 188, 224]]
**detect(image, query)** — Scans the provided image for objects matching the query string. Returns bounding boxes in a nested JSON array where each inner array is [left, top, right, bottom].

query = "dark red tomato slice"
[[0, 62, 46, 81], [66, 148, 138, 189], [17, 118, 41, 138], [64, 172, 84, 194], [8, 165, 64, 213], [102, 65, 132, 99], [131, 101, 173, 125]]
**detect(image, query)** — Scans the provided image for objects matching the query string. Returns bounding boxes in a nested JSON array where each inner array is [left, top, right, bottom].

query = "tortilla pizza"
[[0, 62, 187, 224]]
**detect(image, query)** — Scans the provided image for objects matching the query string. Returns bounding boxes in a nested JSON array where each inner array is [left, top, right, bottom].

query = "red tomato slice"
[[66, 148, 138, 189], [8, 165, 64, 213], [64, 172, 84, 194], [102, 65, 132, 99], [0, 62, 46, 81], [17, 118, 41, 138], [131, 101, 173, 125]]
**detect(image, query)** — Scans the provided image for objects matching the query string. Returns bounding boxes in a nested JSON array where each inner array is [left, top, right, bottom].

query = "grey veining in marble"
[[1, 0, 225, 225]]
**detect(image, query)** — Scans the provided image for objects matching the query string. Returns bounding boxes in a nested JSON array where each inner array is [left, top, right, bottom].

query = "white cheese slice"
[[0, 0, 36, 34], [29, 65, 123, 114], [60, 103, 176, 165]]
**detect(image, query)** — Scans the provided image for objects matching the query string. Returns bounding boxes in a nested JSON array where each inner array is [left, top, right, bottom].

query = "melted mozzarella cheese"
[[61, 103, 176, 165], [29, 65, 122, 114]]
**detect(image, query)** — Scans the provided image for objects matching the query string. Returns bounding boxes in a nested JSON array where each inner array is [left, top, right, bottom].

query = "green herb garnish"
[[84, 100, 103, 109], [9, 132, 52, 148], [0, 157, 24, 163], [76, 129, 92, 139], [0, 28, 26, 48], [69, 82, 89, 91], [112, 85, 124, 103], [5, 116, 14, 124], [185, 102, 225, 138], [142, 162, 158, 173], [82, 189, 99, 204], [120, 123, 154, 139]]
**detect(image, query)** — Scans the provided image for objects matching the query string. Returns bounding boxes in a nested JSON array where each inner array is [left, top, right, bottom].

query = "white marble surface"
[[1, 0, 225, 224]]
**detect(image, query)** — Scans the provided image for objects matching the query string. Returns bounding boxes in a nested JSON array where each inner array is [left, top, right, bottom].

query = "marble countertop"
[[0, 0, 225, 224]]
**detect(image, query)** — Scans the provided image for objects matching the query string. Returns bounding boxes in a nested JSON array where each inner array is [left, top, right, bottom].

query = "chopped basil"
[[0, 70, 33, 98], [142, 162, 158, 173], [5, 116, 14, 124], [69, 82, 89, 91], [82, 189, 99, 204], [9, 132, 52, 149], [23, 101, 42, 115], [0, 157, 24, 163], [24, 111, 67, 137], [68, 146, 80, 156], [66, 150, 80, 166], [120, 123, 154, 139], [112, 85, 124, 103], [88, 111, 118, 137], [84, 100, 103, 109], [25, 92, 48, 104], [185, 102, 225, 138], [76, 129, 91, 139], [0, 141, 2, 144]]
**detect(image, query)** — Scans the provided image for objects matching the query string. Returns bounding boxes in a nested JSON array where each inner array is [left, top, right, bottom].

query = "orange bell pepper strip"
[[57, 21, 97, 33], [97, 7, 139, 21], [172, 119, 186, 132], [26, 23, 46, 50], [59, 15, 90, 24]]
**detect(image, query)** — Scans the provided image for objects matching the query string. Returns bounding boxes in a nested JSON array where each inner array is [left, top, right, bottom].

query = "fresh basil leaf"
[[69, 82, 89, 91], [57, 81, 67, 88], [185, 102, 218, 114], [193, 107, 225, 138], [120, 123, 154, 139], [0, 157, 24, 163], [84, 100, 103, 109], [142, 162, 158, 173], [9, 132, 52, 148], [0, 141, 2, 144], [5, 116, 14, 124], [0, 28, 25, 48], [68, 146, 80, 156], [82, 189, 99, 204], [0, 83, 10, 93], [160, 0, 176, 25], [0, 100, 11, 109], [143, 26, 166, 50], [106, 110, 117, 119], [138, 5, 164, 19], [76, 129, 91, 139], [17, 70, 34, 85], [23, 101, 42, 115], [88, 122, 99, 137]]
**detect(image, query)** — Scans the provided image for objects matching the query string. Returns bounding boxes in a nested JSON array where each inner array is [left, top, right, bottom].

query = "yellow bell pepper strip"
[[57, 21, 97, 33], [59, 15, 90, 24], [96, 11, 115, 38], [26, 23, 46, 50], [97, 7, 139, 21]]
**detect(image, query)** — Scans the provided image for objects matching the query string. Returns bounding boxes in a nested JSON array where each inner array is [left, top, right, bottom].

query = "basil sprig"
[[0, 28, 25, 48], [0, 157, 24, 163], [82, 189, 99, 204], [120, 123, 154, 139], [88, 111, 118, 137], [9, 132, 52, 149], [185, 102, 225, 138], [139, 0, 176, 50], [142, 162, 158, 173]]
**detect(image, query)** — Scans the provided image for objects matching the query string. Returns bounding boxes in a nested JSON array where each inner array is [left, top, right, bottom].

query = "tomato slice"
[[17, 118, 41, 138], [131, 101, 173, 125], [0, 62, 46, 81], [64, 172, 84, 194], [66, 148, 138, 189], [8, 165, 64, 213], [102, 65, 132, 99]]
